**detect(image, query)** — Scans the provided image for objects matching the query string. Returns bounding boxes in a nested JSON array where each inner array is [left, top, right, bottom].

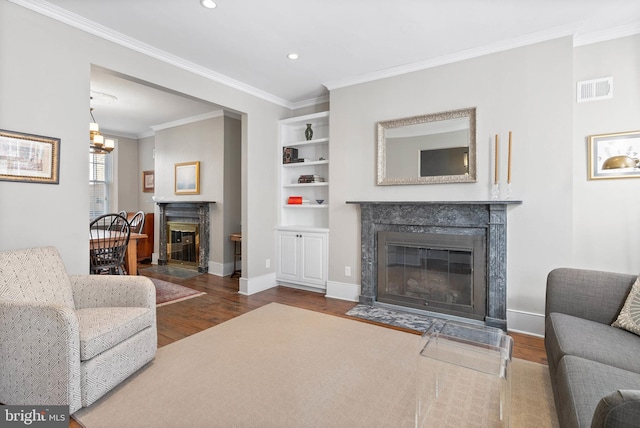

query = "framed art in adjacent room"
[[588, 130, 640, 180], [142, 170, 154, 192], [174, 161, 200, 194], [0, 129, 60, 184]]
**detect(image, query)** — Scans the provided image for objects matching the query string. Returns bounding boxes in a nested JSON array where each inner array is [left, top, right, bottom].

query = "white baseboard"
[[325, 280, 360, 302], [208, 261, 235, 277], [238, 272, 277, 296], [507, 309, 545, 337]]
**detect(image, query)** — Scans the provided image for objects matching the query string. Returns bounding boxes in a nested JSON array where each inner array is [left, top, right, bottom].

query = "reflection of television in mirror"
[[419, 147, 469, 177]]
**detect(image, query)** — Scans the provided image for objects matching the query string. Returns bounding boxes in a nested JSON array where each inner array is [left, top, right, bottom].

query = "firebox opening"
[[377, 231, 486, 321], [167, 222, 199, 270]]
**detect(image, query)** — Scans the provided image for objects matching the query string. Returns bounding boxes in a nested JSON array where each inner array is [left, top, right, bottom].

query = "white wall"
[[0, 2, 287, 281], [328, 38, 576, 335]]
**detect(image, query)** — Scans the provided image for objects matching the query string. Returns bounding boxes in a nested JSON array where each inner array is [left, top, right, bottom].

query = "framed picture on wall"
[[0, 129, 60, 184], [588, 130, 640, 180], [174, 161, 200, 194], [142, 170, 154, 192]]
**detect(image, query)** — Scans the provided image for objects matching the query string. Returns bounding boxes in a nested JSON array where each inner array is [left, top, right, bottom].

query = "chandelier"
[[89, 107, 114, 154]]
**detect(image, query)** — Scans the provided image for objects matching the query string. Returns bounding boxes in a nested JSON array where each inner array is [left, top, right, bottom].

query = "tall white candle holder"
[[504, 183, 512, 200]]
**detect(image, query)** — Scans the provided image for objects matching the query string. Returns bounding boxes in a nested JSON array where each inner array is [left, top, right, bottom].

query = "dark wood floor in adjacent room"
[[69, 268, 547, 427]]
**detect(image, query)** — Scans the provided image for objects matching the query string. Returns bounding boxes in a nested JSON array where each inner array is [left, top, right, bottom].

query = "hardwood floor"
[[69, 268, 547, 427]]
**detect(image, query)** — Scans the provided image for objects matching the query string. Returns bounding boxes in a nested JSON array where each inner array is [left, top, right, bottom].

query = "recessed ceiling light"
[[287, 53, 299, 60], [200, 0, 217, 9]]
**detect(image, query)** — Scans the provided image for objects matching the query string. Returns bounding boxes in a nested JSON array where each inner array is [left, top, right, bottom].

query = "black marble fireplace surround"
[[347, 201, 521, 331], [157, 201, 215, 273]]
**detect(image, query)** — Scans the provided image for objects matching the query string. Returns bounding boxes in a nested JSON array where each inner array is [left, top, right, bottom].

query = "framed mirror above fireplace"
[[376, 107, 476, 185]]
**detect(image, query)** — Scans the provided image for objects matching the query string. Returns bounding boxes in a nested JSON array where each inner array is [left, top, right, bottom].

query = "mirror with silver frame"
[[377, 107, 476, 185]]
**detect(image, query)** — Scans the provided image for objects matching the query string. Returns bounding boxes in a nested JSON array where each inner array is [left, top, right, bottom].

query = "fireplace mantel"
[[347, 200, 522, 330]]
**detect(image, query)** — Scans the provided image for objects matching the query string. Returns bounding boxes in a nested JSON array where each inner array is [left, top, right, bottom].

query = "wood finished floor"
[[69, 268, 547, 427]]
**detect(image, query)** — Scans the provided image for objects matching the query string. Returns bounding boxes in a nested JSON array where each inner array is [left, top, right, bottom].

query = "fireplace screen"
[[377, 231, 486, 320], [167, 222, 199, 268]]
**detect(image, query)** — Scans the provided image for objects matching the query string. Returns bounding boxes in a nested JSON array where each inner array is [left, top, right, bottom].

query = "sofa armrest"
[[0, 300, 82, 413], [546, 268, 636, 325], [70, 275, 155, 310], [591, 390, 640, 428]]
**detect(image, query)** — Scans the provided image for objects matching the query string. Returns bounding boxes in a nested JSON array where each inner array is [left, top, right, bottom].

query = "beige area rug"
[[73, 303, 558, 428]]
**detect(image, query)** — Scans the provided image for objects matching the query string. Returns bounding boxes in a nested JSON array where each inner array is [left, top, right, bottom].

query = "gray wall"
[[112, 135, 139, 213], [0, 2, 287, 286], [137, 135, 156, 215], [572, 35, 640, 272], [328, 37, 575, 334], [2, 1, 639, 335]]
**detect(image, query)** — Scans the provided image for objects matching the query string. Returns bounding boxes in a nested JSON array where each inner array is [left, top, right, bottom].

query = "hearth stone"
[[347, 201, 521, 331]]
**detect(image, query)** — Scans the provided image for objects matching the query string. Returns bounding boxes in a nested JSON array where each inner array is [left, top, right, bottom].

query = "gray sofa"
[[545, 268, 640, 428]]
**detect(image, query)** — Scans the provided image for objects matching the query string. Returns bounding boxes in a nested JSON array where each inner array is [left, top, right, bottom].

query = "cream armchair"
[[0, 246, 157, 414]]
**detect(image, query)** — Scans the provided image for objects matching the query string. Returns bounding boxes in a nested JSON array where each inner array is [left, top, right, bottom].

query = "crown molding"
[[9, 0, 295, 109], [573, 21, 640, 47], [324, 23, 581, 91], [150, 110, 224, 132], [12, 0, 640, 108]]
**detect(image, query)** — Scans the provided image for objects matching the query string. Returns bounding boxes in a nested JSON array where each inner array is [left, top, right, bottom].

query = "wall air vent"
[[577, 77, 613, 102]]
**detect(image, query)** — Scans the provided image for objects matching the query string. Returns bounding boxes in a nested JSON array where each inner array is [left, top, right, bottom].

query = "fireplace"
[[157, 201, 215, 273], [378, 230, 486, 321], [347, 201, 521, 330]]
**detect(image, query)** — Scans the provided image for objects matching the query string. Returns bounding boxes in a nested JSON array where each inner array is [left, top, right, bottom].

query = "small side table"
[[416, 320, 513, 428], [230, 233, 241, 278]]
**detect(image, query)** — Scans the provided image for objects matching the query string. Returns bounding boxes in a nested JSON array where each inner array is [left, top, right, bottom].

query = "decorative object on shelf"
[[174, 161, 200, 195], [143, 170, 155, 193], [298, 174, 325, 183], [287, 196, 303, 204], [588, 130, 640, 180], [316, 199, 324, 204], [89, 106, 115, 154], [305, 123, 313, 141], [492, 133, 500, 200], [283, 147, 298, 164], [0, 129, 60, 184]]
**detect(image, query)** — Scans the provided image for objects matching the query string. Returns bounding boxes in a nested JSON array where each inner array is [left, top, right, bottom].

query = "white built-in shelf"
[[282, 137, 329, 148], [283, 204, 328, 209], [283, 182, 329, 188], [282, 160, 329, 168]]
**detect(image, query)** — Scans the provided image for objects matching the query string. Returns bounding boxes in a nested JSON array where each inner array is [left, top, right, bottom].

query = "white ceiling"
[[13, 0, 640, 137]]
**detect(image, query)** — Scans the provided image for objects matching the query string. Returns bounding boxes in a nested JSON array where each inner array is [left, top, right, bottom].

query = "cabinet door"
[[300, 233, 326, 285], [277, 231, 300, 281]]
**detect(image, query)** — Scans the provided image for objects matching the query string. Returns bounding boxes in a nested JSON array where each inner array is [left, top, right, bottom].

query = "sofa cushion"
[[612, 276, 640, 336], [556, 356, 640, 428], [546, 312, 640, 374], [77, 307, 154, 360], [0, 246, 75, 309]]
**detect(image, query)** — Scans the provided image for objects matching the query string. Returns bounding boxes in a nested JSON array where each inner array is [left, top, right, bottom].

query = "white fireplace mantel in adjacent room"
[[346, 200, 522, 331]]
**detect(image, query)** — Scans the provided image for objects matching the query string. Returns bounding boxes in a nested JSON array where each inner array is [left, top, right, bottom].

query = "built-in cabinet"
[[276, 230, 327, 288], [276, 112, 329, 291]]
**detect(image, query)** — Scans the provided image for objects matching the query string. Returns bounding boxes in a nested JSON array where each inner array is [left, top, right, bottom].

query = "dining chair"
[[89, 213, 131, 274], [128, 210, 145, 234]]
